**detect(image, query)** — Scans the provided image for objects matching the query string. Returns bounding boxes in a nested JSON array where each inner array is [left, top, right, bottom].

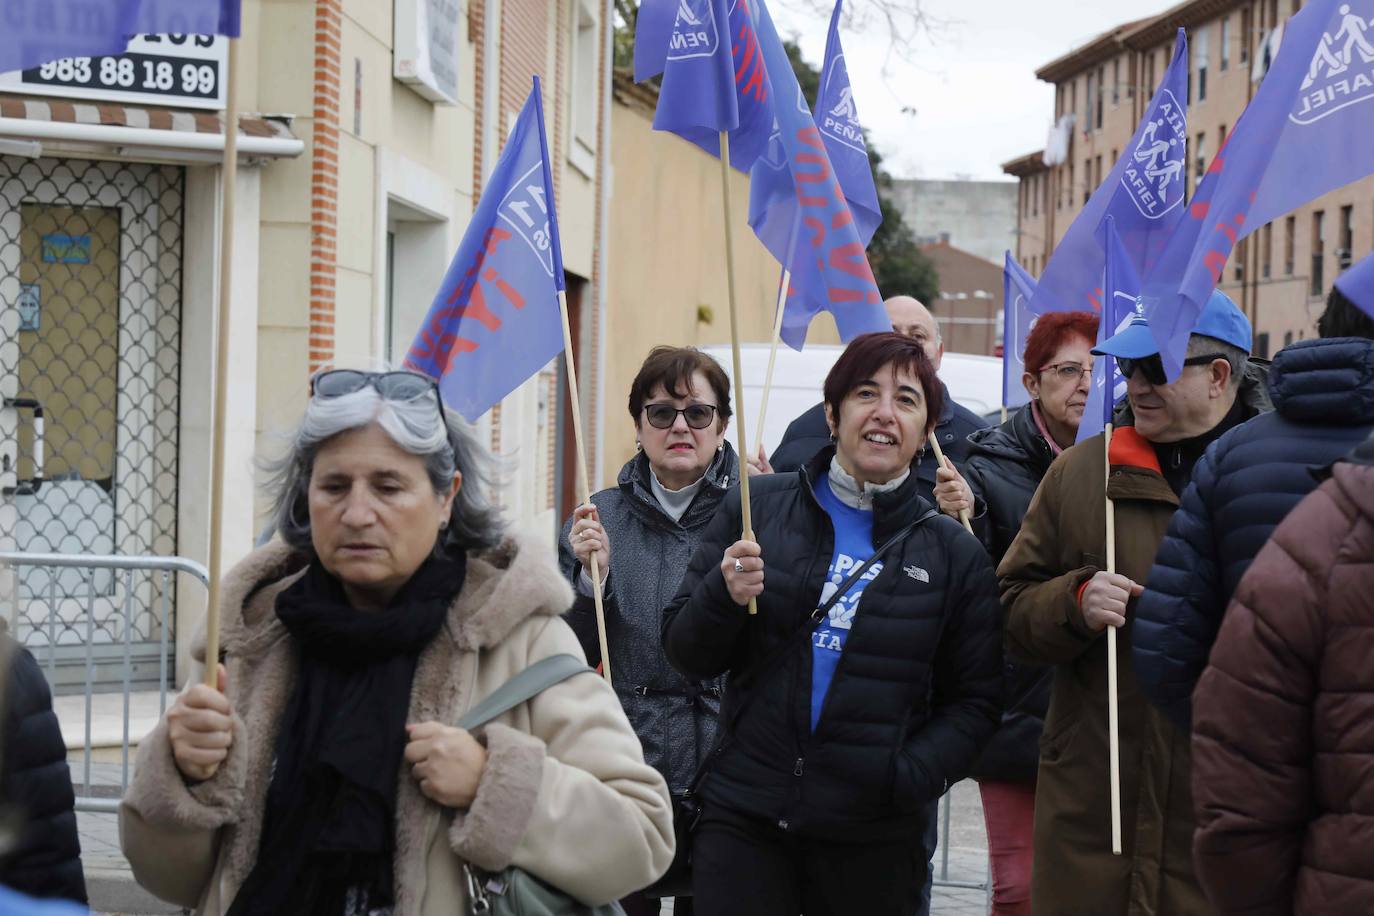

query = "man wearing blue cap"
[[1134, 262, 1374, 740], [997, 289, 1271, 915]]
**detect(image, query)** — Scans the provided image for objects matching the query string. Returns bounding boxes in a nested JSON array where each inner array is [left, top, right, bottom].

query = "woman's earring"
[[439, 519, 449, 531]]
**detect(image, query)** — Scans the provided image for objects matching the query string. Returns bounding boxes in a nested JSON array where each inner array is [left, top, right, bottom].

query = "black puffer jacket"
[[558, 445, 735, 793], [769, 383, 989, 487], [663, 446, 1002, 842], [1135, 337, 1374, 732], [961, 403, 1055, 784], [0, 637, 87, 903]]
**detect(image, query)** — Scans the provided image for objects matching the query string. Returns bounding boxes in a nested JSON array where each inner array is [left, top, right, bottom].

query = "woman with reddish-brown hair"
[[933, 309, 1099, 916], [663, 332, 1002, 916]]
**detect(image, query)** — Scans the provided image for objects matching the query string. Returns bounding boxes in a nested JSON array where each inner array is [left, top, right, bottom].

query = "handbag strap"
[[686, 507, 939, 794], [455, 653, 592, 731]]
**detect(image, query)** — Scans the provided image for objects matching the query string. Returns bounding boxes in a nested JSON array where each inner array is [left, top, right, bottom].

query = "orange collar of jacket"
[[1107, 426, 1162, 474]]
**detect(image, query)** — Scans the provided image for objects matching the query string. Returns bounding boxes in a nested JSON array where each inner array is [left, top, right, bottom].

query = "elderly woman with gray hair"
[[118, 368, 674, 916]]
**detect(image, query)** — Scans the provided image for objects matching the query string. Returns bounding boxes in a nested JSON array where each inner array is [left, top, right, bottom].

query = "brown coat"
[[998, 427, 1212, 916], [1192, 457, 1374, 913], [118, 536, 675, 915]]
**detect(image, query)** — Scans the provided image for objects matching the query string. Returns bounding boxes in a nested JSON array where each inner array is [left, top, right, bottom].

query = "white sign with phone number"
[[0, 34, 227, 111]]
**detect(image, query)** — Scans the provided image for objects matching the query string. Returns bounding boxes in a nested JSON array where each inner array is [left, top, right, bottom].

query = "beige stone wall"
[[603, 98, 842, 477]]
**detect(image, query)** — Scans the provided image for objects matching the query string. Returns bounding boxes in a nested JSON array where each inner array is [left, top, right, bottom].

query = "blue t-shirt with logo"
[[810, 476, 880, 732]]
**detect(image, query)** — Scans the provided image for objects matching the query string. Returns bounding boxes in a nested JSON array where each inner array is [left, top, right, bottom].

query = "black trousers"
[[692, 805, 924, 916]]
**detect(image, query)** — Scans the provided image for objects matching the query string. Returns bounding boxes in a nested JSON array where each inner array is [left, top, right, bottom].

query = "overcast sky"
[[775, 0, 1173, 182]]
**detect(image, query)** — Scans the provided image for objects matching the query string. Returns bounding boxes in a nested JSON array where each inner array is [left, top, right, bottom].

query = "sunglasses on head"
[[1115, 353, 1228, 386], [310, 369, 441, 403], [643, 403, 719, 430]]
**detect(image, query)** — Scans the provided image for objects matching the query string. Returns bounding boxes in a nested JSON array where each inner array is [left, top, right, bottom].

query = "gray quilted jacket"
[[558, 445, 736, 793]]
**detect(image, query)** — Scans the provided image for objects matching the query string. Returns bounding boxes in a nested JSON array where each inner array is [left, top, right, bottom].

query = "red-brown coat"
[[1192, 454, 1374, 914]]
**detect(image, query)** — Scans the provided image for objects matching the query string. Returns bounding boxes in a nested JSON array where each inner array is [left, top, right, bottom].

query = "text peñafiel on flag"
[[1141, 0, 1374, 378], [1002, 253, 1038, 411], [747, 0, 888, 350], [1028, 29, 1189, 317], [815, 0, 881, 245], [642, 0, 776, 172], [1078, 216, 1140, 443], [0, 0, 241, 74], [404, 79, 565, 423]]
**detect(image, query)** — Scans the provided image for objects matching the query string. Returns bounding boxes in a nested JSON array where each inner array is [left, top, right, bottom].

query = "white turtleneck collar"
[[826, 456, 910, 511], [650, 468, 708, 523]]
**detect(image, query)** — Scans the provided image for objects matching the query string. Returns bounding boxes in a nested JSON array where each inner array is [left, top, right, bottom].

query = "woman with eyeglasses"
[[931, 310, 1098, 916], [119, 368, 674, 915], [558, 346, 737, 916], [662, 333, 1001, 916]]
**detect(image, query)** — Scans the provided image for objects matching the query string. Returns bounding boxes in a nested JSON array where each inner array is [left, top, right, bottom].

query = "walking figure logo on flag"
[[1293, 4, 1374, 121], [1125, 94, 1187, 218], [668, 0, 722, 59]]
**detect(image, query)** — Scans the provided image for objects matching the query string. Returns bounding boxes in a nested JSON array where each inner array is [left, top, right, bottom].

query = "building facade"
[[921, 241, 1002, 357], [0, 0, 612, 685], [1003, 0, 1373, 356], [888, 178, 1018, 266]]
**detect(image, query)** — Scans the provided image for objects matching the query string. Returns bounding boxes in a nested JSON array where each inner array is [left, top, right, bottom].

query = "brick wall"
[[309, 0, 343, 372]]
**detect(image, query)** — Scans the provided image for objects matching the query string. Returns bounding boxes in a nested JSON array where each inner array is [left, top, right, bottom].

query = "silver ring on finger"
[[733, 558, 745, 574]]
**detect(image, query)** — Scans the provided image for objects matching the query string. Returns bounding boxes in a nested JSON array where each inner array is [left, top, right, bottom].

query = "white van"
[[699, 343, 1003, 458]]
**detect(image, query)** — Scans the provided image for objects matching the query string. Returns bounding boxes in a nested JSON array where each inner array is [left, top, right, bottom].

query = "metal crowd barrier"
[[0, 551, 208, 813]]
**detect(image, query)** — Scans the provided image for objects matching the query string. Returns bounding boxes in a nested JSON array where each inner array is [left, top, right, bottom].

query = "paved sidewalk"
[[79, 760, 992, 916]]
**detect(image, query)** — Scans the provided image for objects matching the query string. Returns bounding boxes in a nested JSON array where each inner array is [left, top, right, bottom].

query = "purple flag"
[[747, 0, 888, 350], [1336, 249, 1374, 320], [816, 0, 881, 245], [1142, 0, 1374, 377], [404, 80, 564, 422], [1002, 253, 1037, 411], [1, 0, 241, 74], [1029, 30, 1189, 317], [1079, 217, 1140, 443], [643, 0, 776, 172]]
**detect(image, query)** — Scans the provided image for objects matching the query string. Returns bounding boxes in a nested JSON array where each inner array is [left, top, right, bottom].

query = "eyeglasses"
[[310, 369, 441, 404], [1039, 362, 1093, 382], [1116, 353, 1228, 386], [643, 403, 719, 430]]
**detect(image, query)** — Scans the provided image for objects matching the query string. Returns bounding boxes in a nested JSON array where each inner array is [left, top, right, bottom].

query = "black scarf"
[[1151, 395, 1250, 496], [226, 549, 466, 916]]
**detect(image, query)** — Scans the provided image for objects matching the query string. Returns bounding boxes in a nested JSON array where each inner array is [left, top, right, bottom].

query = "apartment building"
[[1004, 0, 1374, 356]]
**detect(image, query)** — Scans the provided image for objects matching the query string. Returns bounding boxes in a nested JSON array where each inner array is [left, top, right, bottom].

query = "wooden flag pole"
[[1104, 422, 1123, 856], [927, 435, 973, 534], [202, 37, 240, 689], [718, 131, 758, 615], [558, 289, 613, 685], [754, 271, 790, 459]]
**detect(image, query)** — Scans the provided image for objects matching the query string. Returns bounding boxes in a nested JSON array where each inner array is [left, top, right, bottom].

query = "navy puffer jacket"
[[663, 446, 1002, 842], [1134, 336, 1374, 731], [0, 637, 87, 903]]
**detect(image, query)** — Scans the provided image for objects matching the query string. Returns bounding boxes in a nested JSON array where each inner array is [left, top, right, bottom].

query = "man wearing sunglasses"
[[997, 289, 1272, 915]]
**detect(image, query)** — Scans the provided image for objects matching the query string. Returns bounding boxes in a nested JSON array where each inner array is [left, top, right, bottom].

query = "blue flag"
[[643, 0, 776, 172], [816, 0, 881, 245], [1079, 217, 1139, 443], [747, 0, 888, 350], [1336, 249, 1374, 320], [0, 0, 241, 74], [404, 80, 565, 423], [1002, 253, 1037, 411], [1029, 30, 1189, 317], [1142, 0, 1374, 377]]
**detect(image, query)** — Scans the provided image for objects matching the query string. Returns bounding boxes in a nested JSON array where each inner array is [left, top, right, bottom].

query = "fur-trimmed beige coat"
[[118, 536, 675, 915]]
